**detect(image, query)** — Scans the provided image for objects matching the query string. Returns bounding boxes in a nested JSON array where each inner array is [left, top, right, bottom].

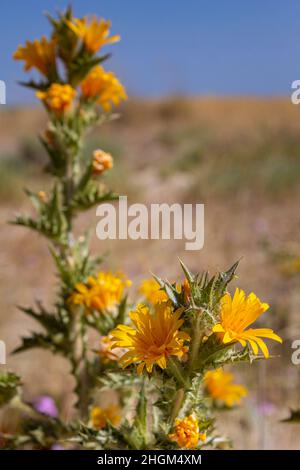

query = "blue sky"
[[0, 0, 299, 104]]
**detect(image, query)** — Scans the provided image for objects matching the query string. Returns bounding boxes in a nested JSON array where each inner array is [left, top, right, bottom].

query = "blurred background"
[[1, 0, 300, 449]]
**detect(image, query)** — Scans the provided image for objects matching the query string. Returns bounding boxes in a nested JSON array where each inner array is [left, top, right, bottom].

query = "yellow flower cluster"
[[36, 84, 77, 116], [13, 15, 126, 114], [90, 405, 121, 430], [13, 36, 56, 75], [169, 415, 206, 449], [80, 65, 127, 111], [67, 16, 120, 54], [69, 272, 131, 312], [204, 368, 248, 407], [110, 286, 282, 376], [213, 288, 282, 358], [111, 303, 190, 374]]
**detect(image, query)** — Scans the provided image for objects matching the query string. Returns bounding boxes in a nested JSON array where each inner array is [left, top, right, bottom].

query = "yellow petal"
[[212, 324, 225, 333]]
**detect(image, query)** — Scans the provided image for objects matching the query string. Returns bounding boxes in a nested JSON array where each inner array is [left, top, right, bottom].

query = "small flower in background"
[[110, 303, 190, 374], [169, 415, 206, 449], [32, 395, 58, 418], [204, 368, 248, 407], [138, 278, 168, 305], [69, 271, 131, 312], [13, 36, 56, 76], [92, 149, 113, 176], [279, 256, 300, 276], [90, 405, 121, 430], [80, 65, 127, 111], [66, 16, 120, 54], [36, 83, 77, 116], [258, 401, 276, 416], [98, 335, 125, 364], [37, 191, 48, 203], [51, 444, 65, 450], [212, 288, 282, 358]]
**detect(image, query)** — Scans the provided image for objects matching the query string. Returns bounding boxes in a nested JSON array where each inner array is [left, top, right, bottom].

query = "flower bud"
[[92, 149, 113, 175]]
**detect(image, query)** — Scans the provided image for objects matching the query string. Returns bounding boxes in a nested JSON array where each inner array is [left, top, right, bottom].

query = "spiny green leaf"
[[179, 259, 194, 284]]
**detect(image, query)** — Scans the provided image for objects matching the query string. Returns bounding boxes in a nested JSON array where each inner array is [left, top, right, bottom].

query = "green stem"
[[167, 357, 189, 389], [170, 388, 185, 424], [188, 312, 203, 374], [61, 128, 90, 416]]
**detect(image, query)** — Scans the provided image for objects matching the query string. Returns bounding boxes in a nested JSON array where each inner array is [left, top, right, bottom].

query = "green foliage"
[[51, 234, 102, 291], [0, 372, 22, 407], [155, 260, 239, 315], [99, 371, 142, 391], [190, 260, 239, 311], [13, 303, 72, 356], [12, 186, 68, 245], [71, 181, 118, 211]]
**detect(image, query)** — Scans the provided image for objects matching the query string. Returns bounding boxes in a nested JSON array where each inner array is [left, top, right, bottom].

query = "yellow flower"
[[204, 368, 248, 407], [98, 335, 125, 364], [37, 191, 47, 203], [110, 303, 190, 375], [13, 36, 56, 76], [212, 288, 282, 358], [67, 16, 120, 54], [36, 83, 76, 116], [92, 149, 113, 175], [69, 272, 131, 312], [90, 405, 121, 430], [80, 65, 127, 111], [169, 415, 206, 449], [139, 278, 169, 305]]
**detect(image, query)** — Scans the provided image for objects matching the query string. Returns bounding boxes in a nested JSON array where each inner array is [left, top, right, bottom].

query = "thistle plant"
[[0, 8, 283, 450]]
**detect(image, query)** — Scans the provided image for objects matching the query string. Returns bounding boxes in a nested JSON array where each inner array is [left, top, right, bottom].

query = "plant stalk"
[[188, 312, 203, 374]]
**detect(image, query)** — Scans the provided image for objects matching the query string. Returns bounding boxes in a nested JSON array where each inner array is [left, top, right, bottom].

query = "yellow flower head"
[[212, 288, 282, 358], [80, 65, 127, 111], [98, 335, 125, 364], [69, 271, 131, 313], [169, 415, 206, 449], [36, 83, 76, 116], [67, 16, 120, 54], [92, 149, 113, 175], [110, 303, 190, 375], [204, 368, 248, 407], [90, 405, 121, 430], [139, 278, 169, 305], [13, 36, 56, 76]]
